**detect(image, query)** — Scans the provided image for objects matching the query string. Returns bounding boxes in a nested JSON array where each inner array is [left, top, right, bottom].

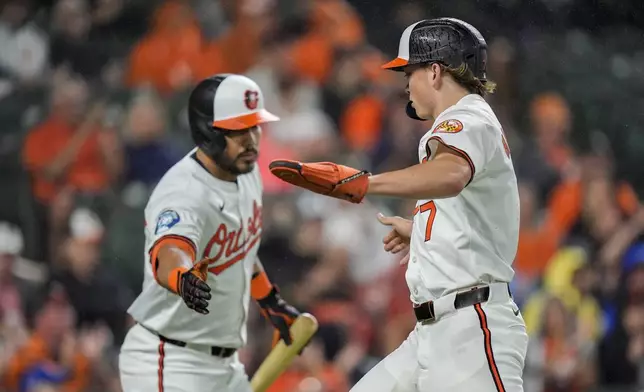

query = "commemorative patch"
[[155, 210, 180, 234], [432, 119, 463, 134]]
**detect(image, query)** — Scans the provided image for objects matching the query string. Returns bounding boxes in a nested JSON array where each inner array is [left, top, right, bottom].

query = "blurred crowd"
[[0, 0, 643, 391]]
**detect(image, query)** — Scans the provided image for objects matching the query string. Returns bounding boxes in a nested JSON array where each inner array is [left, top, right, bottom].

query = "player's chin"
[[411, 101, 428, 118], [235, 160, 256, 174]]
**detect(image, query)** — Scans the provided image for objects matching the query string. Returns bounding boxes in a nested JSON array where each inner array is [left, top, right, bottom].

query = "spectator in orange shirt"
[[2, 287, 91, 392], [546, 153, 642, 265], [311, 0, 365, 51], [514, 182, 567, 287], [515, 149, 642, 277], [340, 91, 385, 153], [23, 78, 122, 204], [125, 0, 203, 94], [126, 0, 277, 94], [22, 77, 123, 261]]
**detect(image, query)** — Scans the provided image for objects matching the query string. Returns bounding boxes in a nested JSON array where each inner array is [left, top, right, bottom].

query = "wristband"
[[167, 267, 188, 294], [251, 270, 273, 300]]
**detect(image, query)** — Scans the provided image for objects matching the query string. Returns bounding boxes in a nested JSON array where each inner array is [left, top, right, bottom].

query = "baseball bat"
[[250, 313, 319, 392]]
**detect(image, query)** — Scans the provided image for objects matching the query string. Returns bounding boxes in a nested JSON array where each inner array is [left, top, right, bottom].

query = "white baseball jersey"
[[406, 94, 519, 303], [127, 148, 263, 348]]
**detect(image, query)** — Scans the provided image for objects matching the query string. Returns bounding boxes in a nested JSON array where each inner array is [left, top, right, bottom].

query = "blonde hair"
[[439, 63, 496, 97]]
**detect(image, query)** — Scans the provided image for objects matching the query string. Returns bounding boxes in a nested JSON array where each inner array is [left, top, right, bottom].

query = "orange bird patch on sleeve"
[[432, 119, 463, 134]]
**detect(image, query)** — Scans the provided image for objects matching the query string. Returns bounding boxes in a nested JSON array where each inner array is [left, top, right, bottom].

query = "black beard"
[[216, 154, 254, 175]]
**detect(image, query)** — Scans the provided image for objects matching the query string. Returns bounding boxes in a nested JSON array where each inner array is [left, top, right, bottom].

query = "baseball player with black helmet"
[[119, 74, 302, 392], [270, 18, 528, 391]]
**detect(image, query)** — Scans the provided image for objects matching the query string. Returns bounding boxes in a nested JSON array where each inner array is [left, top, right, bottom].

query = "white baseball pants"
[[351, 282, 528, 392], [119, 324, 251, 392]]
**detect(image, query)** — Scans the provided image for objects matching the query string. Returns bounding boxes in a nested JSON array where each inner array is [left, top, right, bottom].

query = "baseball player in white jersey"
[[119, 74, 303, 392], [269, 18, 528, 391]]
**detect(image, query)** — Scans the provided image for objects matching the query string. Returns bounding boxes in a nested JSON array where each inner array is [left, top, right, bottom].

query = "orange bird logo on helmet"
[[244, 90, 259, 110]]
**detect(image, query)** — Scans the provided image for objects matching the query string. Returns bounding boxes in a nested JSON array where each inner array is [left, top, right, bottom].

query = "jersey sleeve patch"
[[432, 119, 463, 134], [155, 209, 180, 235]]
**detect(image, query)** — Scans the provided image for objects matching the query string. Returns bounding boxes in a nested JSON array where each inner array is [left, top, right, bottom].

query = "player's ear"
[[428, 63, 441, 87], [427, 63, 440, 80]]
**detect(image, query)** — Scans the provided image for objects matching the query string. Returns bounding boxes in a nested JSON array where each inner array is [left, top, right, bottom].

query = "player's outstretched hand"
[[177, 260, 212, 315], [257, 286, 300, 346], [377, 213, 412, 251], [269, 160, 370, 204]]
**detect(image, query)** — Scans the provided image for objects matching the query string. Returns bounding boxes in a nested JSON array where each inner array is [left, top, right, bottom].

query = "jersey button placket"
[[236, 186, 247, 344]]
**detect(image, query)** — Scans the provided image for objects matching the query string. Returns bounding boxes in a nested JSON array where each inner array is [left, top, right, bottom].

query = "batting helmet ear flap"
[[406, 101, 425, 121]]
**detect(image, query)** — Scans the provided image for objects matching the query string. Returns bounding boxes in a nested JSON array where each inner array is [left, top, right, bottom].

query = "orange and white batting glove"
[[269, 160, 370, 204]]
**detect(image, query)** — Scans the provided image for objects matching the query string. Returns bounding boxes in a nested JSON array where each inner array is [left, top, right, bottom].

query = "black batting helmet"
[[188, 74, 279, 161], [382, 18, 488, 120]]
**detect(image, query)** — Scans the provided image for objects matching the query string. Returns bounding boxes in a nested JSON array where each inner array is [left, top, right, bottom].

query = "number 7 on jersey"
[[413, 201, 437, 242]]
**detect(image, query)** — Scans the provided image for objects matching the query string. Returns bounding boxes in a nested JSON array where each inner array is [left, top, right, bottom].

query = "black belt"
[[157, 334, 236, 358], [139, 324, 236, 358], [414, 285, 501, 323]]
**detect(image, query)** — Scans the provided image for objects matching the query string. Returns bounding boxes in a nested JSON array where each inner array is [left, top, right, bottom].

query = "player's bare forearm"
[[153, 242, 210, 313], [368, 146, 471, 200], [155, 245, 194, 292]]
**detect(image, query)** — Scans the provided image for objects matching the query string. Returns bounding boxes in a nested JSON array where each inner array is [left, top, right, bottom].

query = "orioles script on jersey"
[[204, 200, 262, 275]]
